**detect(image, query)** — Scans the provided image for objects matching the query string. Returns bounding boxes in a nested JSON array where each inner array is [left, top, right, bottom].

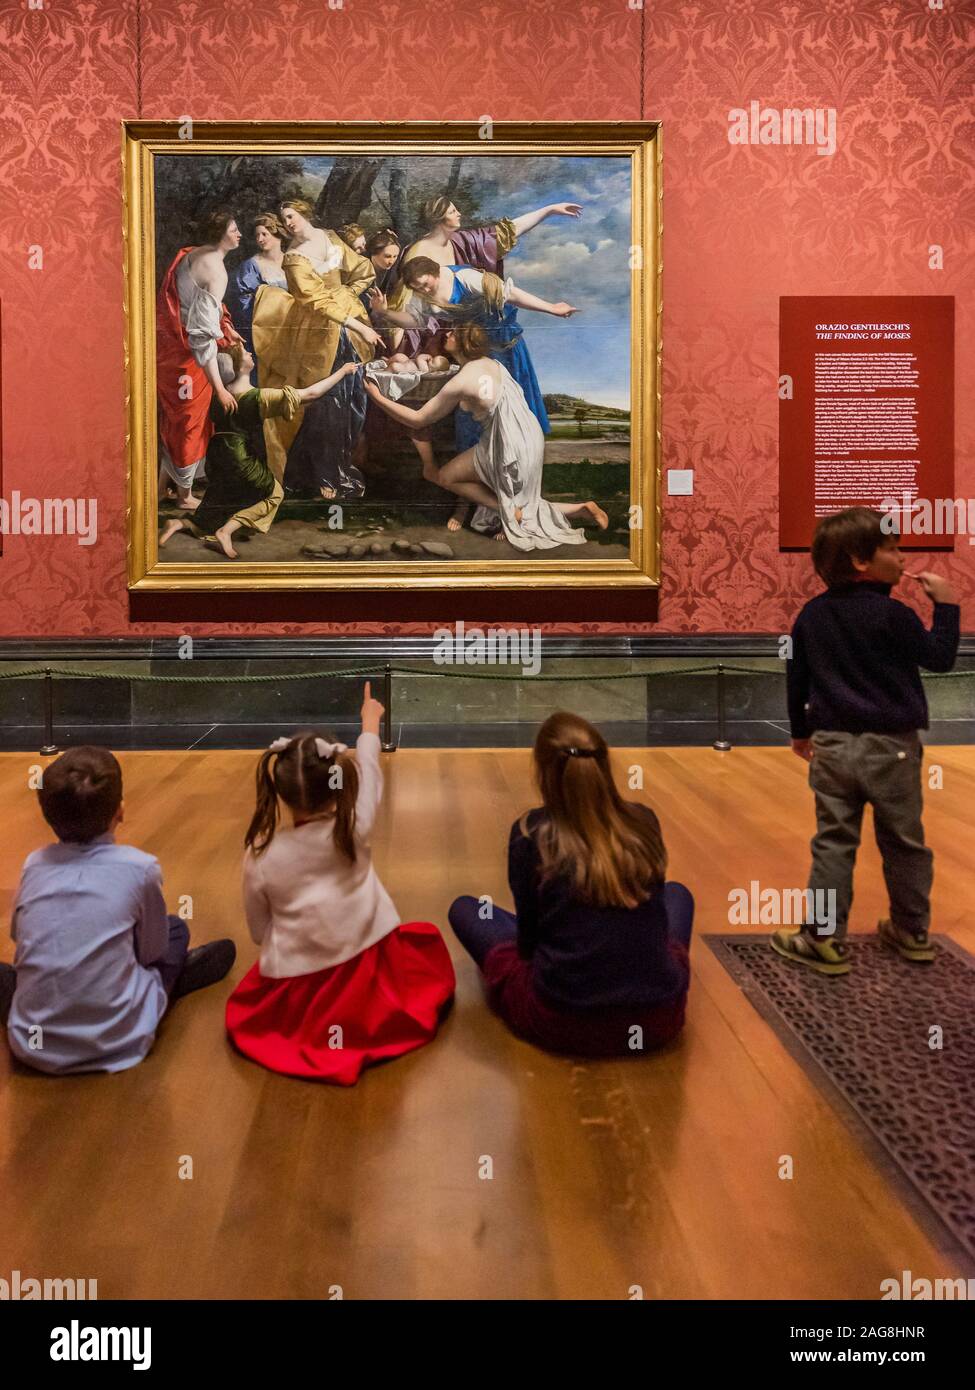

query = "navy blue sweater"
[[507, 806, 688, 1013], [787, 581, 960, 739]]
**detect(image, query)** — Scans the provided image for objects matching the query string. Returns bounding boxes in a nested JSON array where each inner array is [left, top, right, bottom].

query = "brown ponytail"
[[245, 749, 282, 854], [244, 734, 361, 863], [524, 711, 667, 908], [330, 750, 359, 863]]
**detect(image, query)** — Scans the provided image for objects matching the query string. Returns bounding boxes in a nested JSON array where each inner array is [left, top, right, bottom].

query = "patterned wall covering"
[[0, 0, 970, 636]]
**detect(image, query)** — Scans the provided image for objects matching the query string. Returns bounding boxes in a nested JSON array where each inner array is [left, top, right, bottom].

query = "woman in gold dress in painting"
[[251, 199, 384, 499]]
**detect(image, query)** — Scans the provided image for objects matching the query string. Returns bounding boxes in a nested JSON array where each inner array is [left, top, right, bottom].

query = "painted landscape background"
[[154, 151, 633, 564]]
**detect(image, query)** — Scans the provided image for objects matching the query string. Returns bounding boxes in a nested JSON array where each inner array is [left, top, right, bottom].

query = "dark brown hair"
[[365, 228, 400, 257], [245, 733, 360, 862], [403, 256, 443, 289], [199, 208, 237, 244], [811, 507, 895, 586], [38, 746, 123, 844], [524, 712, 667, 909]]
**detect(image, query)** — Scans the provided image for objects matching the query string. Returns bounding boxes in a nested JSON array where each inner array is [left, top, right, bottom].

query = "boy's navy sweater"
[[787, 580, 960, 739]]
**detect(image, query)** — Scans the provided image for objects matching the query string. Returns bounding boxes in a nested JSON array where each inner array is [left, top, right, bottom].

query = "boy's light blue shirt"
[[7, 834, 170, 1074]]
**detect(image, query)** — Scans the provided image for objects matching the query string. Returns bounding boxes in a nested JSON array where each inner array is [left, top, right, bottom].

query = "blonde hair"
[[340, 222, 365, 245], [253, 211, 287, 243], [525, 712, 667, 908], [279, 198, 317, 225]]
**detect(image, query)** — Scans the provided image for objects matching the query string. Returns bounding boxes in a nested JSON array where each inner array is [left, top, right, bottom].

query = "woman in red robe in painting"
[[156, 209, 243, 510]]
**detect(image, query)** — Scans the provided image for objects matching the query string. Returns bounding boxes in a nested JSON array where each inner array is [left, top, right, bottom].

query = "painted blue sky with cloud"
[[303, 153, 632, 409]]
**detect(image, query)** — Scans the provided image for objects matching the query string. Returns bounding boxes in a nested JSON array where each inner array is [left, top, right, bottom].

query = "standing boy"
[[773, 507, 960, 975]]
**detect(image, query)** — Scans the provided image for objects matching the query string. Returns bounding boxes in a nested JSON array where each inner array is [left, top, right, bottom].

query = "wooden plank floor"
[[1, 745, 972, 1300]]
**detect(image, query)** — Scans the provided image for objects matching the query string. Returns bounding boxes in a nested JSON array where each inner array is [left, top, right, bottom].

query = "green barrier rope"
[[0, 661, 773, 683], [0, 662, 969, 684]]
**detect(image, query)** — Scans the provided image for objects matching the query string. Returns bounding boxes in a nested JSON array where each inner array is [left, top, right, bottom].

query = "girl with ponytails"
[[226, 683, 454, 1084], [449, 712, 692, 1057]]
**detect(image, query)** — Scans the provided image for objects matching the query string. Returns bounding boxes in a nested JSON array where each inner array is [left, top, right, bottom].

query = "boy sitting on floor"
[[0, 746, 235, 1073]]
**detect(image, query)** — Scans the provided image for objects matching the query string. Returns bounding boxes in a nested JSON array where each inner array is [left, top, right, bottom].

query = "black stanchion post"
[[713, 662, 731, 752], [40, 667, 59, 756], [381, 663, 397, 752]]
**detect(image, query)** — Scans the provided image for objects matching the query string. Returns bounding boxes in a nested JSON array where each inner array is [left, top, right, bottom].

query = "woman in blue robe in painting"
[[389, 259, 578, 439], [375, 258, 579, 533], [379, 197, 581, 442], [226, 213, 289, 384]]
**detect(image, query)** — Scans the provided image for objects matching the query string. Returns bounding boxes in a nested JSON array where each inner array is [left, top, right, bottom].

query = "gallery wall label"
[[779, 296, 954, 549]]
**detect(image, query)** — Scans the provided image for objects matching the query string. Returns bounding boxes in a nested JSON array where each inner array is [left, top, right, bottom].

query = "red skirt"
[[482, 942, 688, 1058], [225, 923, 455, 1086]]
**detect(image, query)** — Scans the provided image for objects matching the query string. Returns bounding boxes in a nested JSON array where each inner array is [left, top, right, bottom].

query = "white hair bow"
[[268, 736, 347, 759], [314, 739, 348, 759]]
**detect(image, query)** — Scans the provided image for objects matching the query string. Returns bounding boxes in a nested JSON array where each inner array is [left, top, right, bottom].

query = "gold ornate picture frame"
[[124, 121, 661, 592]]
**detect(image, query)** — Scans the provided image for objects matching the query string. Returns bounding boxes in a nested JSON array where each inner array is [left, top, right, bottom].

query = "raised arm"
[[506, 282, 579, 317], [353, 683, 386, 840], [510, 203, 582, 238]]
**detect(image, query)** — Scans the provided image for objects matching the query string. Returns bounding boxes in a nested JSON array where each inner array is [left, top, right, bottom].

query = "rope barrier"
[[2, 659, 968, 757], [0, 662, 969, 683], [0, 662, 771, 684]]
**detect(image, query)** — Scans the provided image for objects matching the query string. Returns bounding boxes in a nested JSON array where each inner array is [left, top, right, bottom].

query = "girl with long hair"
[[225, 683, 455, 1085], [448, 712, 693, 1057]]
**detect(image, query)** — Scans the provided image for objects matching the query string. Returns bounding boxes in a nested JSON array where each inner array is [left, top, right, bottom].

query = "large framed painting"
[[124, 121, 661, 591]]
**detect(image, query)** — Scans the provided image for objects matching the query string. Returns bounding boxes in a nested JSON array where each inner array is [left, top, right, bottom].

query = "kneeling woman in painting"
[[449, 713, 693, 1058], [226, 684, 455, 1086], [159, 345, 361, 560], [364, 324, 607, 551]]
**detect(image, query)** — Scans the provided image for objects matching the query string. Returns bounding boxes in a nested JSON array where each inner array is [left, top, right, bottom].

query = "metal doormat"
[[704, 933, 975, 1272]]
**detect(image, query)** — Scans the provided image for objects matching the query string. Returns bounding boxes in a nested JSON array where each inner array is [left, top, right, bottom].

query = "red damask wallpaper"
[[0, 0, 970, 636]]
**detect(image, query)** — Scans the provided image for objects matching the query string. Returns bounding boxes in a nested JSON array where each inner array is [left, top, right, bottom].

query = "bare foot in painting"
[[158, 464, 178, 501], [178, 494, 202, 512], [210, 526, 240, 560], [320, 486, 337, 500], [494, 530, 508, 543], [447, 500, 468, 533], [159, 519, 186, 547], [581, 501, 609, 530]]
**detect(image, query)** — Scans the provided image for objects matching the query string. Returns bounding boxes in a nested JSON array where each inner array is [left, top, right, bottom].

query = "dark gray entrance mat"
[[704, 934, 975, 1271]]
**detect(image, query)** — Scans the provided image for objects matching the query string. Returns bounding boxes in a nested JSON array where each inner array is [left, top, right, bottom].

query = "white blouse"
[[241, 733, 400, 978], [176, 257, 224, 367]]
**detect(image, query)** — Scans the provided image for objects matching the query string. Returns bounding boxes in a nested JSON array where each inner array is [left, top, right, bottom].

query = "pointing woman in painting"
[[382, 196, 580, 435], [365, 324, 606, 551], [251, 198, 383, 500], [156, 209, 245, 510]]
